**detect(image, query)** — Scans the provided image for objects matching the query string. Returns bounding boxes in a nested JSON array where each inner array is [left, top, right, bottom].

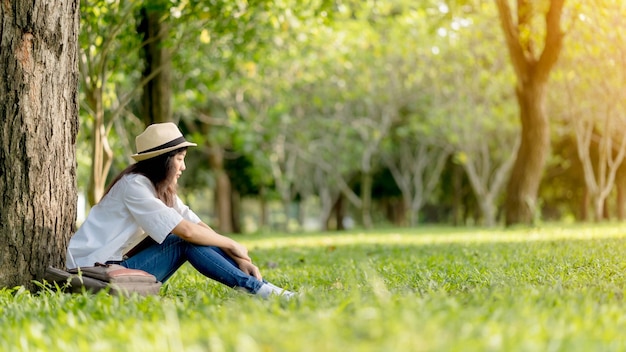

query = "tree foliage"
[[74, 0, 626, 230]]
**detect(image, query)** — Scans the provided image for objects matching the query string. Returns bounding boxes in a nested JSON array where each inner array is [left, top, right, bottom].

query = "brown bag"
[[45, 263, 162, 297]]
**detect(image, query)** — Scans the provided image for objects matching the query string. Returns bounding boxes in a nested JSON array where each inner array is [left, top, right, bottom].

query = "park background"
[[73, 0, 625, 233], [3, 1, 626, 351]]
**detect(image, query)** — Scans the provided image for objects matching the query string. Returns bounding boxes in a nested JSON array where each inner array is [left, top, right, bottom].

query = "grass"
[[3, 223, 626, 351]]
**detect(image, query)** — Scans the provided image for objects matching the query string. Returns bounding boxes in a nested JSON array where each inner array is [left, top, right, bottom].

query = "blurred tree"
[[138, 0, 173, 124], [172, 0, 298, 232], [554, 0, 626, 221], [435, 1, 519, 226], [79, 0, 143, 206], [495, 0, 567, 225]]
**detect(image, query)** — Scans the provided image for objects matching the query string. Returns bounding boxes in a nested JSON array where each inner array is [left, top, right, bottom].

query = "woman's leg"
[[122, 234, 264, 293], [121, 235, 187, 283], [184, 245, 264, 293]]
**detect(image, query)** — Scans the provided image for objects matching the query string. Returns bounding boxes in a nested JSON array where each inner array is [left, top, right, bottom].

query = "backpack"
[[44, 263, 162, 297]]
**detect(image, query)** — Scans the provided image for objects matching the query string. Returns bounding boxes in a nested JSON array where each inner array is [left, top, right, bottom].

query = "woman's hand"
[[224, 242, 262, 279], [237, 260, 262, 280], [226, 241, 251, 263]]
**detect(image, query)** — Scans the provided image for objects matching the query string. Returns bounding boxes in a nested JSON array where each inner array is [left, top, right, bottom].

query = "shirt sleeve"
[[174, 196, 201, 223], [121, 176, 183, 244]]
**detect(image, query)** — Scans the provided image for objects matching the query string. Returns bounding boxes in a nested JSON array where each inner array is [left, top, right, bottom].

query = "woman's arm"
[[171, 219, 251, 262], [196, 221, 262, 280]]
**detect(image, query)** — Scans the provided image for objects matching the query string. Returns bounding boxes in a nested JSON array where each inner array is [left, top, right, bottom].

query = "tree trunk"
[[387, 198, 406, 226], [451, 164, 463, 226], [0, 1, 79, 289], [325, 194, 346, 231], [259, 186, 268, 229], [496, 0, 565, 226], [295, 200, 305, 229], [208, 146, 234, 233], [87, 106, 113, 206], [504, 83, 550, 224], [617, 170, 625, 221], [603, 198, 610, 221], [334, 193, 346, 231], [360, 172, 373, 229], [231, 189, 242, 234], [138, 4, 172, 124]]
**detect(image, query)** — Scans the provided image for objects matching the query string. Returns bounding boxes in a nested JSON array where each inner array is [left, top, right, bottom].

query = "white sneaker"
[[256, 282, 296, 299]]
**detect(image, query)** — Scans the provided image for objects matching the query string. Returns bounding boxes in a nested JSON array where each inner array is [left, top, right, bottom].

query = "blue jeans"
[[120, 235, 264, 293]]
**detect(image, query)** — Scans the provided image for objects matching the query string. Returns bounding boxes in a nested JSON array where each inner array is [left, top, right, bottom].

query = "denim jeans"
[[120, 234, 264, 293]]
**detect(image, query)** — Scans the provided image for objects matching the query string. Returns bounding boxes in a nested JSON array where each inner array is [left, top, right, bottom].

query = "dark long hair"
[[103, 147, 188, 207]]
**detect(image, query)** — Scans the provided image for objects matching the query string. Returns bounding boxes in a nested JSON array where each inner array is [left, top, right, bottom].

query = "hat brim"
[[131, 141, 197, 162]]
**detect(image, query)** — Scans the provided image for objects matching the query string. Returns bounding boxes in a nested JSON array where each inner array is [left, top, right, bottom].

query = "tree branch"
[[536, 0, 566, 83], [494, 0, 529, 81]]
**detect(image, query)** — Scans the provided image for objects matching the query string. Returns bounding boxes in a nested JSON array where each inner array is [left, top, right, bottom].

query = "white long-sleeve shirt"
[[66, 173, 200, 269]]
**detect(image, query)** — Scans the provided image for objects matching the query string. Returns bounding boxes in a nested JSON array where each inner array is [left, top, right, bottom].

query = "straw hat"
[[131, 122, 197, 161]]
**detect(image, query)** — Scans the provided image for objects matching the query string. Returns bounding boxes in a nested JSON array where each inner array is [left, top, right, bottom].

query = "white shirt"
[[66, 173, 201, 269]]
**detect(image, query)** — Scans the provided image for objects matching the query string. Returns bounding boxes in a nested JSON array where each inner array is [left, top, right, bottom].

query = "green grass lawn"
[[3, 224, 626, 351]]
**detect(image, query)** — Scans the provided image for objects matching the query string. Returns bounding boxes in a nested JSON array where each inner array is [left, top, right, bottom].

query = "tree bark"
[[0, 0, 80, 289], [495, 0, 566, 225], [504, 83, 550, 224]]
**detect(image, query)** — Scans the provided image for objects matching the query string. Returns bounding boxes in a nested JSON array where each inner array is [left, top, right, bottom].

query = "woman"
[[66, 122, 294, 299]]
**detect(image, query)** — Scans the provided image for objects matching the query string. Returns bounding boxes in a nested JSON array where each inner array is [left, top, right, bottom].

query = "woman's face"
[[171, 150, 187, 185]]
